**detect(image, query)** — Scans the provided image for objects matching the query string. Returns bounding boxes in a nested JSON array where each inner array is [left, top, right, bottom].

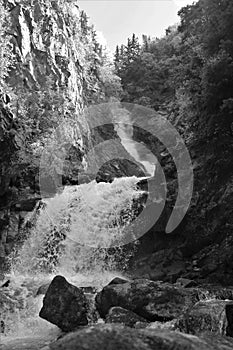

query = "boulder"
[[36, 282, 50, 296], [95, 279, 198, 321], [197, 285, 233, 301], [177, 300, 233, 336], [80, 286, 97, 294], [39, 276, 88, 331], [136, 178, 149, 192], [95, 159, 145, 184], [48, 324, 233, 350], [36, 282, 97, 296], [14, 197, 41, 211], [107, 277, 130, 286], [105, 306, 148, 327], [175, 278, 198, 288]]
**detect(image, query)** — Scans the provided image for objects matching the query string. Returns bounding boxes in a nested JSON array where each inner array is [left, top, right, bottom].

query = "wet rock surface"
[[95, 278, 199, 321], [47, 324, 233, 350], [105, 306, 148, 327], [96, 159, 146, 183], [39, 276, 88, 332], [177, 300, 233, 337], [3, 276, 233, 349]]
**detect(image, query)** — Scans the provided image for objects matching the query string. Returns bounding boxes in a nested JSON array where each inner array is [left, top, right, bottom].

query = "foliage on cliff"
[[0, 1, 14, 90], [115, 0, 233, 135], [0, 0, 122, 266], [1, 0, 121, 175]]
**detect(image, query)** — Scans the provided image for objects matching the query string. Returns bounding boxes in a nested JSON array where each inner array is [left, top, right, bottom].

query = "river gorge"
[[1, 0, 233, 349]]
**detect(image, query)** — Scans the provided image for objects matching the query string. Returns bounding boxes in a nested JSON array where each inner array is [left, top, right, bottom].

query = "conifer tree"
[[0, 0, 14, 91]]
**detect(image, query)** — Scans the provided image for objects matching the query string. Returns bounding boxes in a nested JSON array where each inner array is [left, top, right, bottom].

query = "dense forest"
[[115, 0, 233, 139], [113, 0, 233, 286]]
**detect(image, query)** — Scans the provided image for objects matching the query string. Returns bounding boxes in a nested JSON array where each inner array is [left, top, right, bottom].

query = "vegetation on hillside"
[[114, 0, 233, 140], [0, 0, 121, 175]]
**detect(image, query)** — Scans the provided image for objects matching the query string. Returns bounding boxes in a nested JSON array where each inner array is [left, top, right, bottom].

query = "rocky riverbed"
[[2, 274, 233, 349]]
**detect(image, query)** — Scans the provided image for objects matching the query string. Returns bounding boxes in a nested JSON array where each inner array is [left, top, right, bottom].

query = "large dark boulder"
[[96, 159, 145, 183], [197, 285, 233, 301], [105, 306, 148, 327], [48, 324, 233, 350], [36, 282, 50, 296], [177, 300, 233, 337], [95, 278, 198, 322], [107, 277, 130, 286], [36, 281, 97, 296], [39, 276, 88, 331]]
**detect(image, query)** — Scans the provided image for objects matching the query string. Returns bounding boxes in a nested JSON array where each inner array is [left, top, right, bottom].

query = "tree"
[[0, 0, 14, 91]]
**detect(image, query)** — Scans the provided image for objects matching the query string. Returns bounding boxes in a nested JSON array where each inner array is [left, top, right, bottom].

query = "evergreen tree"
[[0, 0, 14, 91], [126, 33, 140, 63]]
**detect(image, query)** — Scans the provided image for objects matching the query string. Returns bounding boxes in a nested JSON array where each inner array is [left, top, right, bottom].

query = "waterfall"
[[1, 176, 146, 338], [1, 103, 158, 339], [114, 109, 157, 177], [11, 176, 145, 277]]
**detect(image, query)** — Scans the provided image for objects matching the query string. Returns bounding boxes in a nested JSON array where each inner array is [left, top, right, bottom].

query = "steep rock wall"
[[0, 0, 105, 268]]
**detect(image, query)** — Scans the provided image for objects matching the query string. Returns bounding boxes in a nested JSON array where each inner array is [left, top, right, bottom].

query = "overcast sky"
[[78, 0, 196, 52]]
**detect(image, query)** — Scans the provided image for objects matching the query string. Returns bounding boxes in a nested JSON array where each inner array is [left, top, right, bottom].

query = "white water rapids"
[[0, 117, 157, 348], [0, 176, 146, 345]]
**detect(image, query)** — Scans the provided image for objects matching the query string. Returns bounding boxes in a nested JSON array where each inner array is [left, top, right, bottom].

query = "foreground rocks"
[[95, 278, 198, 321], [105, 306, 148, 327], [47, 324, 233, 350], [39, 276, 88, 331], [38, 275, 233, 350], [178, 300, 233, 337]]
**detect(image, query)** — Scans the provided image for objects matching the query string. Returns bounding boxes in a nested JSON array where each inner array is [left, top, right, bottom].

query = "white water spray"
[[1, 176, 145, 339]]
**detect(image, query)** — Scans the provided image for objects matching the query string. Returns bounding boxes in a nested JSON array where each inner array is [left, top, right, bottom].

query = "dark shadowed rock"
[[36, 282, 50, 296], [136, 178, 149, 192], [0, 320, 5, 333], [177, 300, 233, 336], [95, 159, 145, 184], [80, 286, 97, 294], [36, 282, 97, 297], [48, 324, 233, 350], [105, 306, 148, 327], [197, 285, 233, 301], [14, 198, 42, 211], [1, 280, 10, 288], [95, 279, 198, 321], [39, 276, 88, 331], [175, 278, 198, 288], [107, 277, 130, 286]]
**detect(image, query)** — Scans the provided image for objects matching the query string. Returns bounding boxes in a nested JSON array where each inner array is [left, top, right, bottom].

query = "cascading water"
[[114, 109, 157, 177], [1, 176, 146, 342], [1, 102, 157, 346]]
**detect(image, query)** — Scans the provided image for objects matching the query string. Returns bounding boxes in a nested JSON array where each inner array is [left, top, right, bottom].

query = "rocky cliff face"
[[130, 109, 233, 286], [0, 0, 107, 268], [6, 0, 101, 105]]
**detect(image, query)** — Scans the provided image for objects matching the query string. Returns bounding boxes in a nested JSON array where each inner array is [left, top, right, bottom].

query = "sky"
[[78, 0, 197, 52]]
